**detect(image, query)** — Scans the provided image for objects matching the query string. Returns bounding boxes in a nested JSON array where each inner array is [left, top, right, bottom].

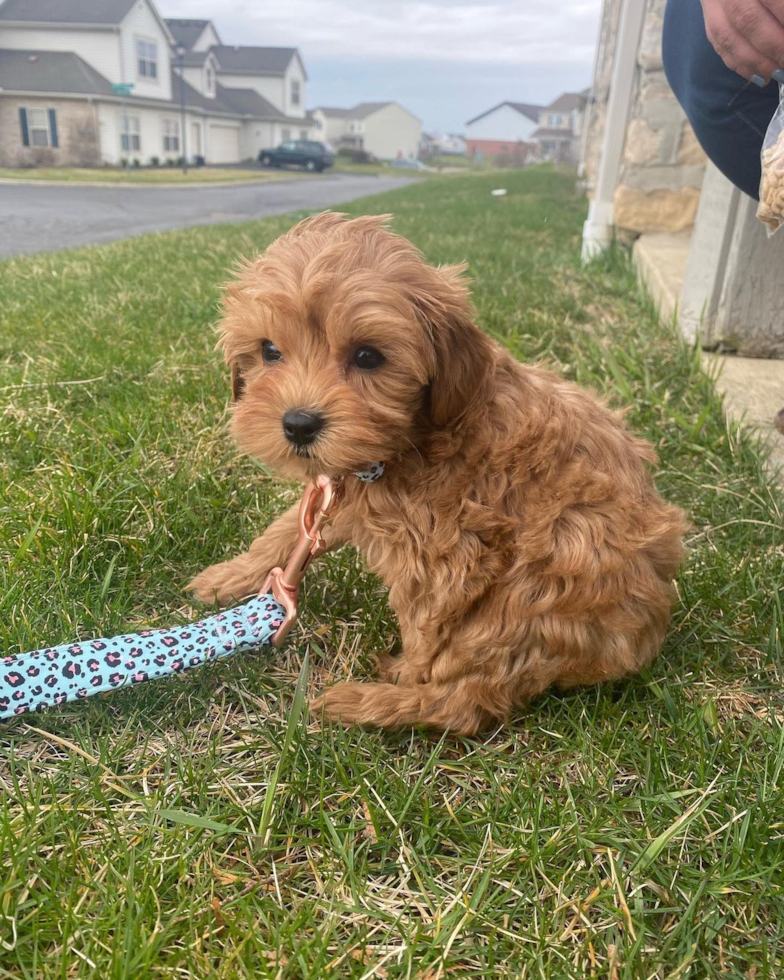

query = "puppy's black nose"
[[282, 408, 325, 447]]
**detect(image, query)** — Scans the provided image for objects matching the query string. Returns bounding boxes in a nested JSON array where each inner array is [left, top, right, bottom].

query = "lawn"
[[0, 166, 298, 184], [331, 160, 424, 177], [1, 168, 783, 978]]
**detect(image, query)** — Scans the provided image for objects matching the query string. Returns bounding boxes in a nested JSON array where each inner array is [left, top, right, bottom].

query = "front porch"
[[582, 0, 784, 479]]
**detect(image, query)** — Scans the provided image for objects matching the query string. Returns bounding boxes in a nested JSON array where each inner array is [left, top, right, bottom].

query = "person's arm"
[[701, 0, 784, 81]]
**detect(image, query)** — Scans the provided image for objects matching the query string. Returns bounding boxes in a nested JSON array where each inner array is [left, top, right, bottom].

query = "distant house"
[[0, 0, 311, 167], [419, 131, 438, 158], [437, 133, 466, 155], [465, 102, 543, 160], [530, 91, 588, 165], [311, 102, 421, 160]]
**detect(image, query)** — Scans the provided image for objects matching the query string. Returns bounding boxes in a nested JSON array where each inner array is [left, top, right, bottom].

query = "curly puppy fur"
[[189, 212, 686, 734]]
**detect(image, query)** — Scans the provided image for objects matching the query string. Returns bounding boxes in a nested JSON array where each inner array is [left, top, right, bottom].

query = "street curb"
[[0, 176, 308, 190]]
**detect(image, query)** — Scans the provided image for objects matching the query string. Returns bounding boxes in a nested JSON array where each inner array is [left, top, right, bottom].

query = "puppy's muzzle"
[[282, 408, 325, 449]]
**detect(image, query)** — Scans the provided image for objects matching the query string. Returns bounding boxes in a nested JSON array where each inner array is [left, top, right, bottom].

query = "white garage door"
[[208, 125, 240, 164]]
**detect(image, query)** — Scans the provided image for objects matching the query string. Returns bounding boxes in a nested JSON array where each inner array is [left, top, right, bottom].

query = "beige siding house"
[[311, 101, 421, 160], [530, 92, 587, 165], [0, 0, 313, 167]]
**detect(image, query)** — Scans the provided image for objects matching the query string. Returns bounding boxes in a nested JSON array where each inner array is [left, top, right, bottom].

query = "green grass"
[[330, 160, 424, 177], [0, 166, 298, 184], [1, 168, 782, 978]]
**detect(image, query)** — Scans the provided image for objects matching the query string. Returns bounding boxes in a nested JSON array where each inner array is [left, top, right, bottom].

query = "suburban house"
[[465, 102, 543, 160], [465, 94, 587, 164], [0, 0, 312, 167], [310, 102, 421, 160], [530, 91, 588, 165], [438, 133, 467, 155]]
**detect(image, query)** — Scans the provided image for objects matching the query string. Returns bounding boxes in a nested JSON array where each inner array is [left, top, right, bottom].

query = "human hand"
[[701, 0, 784, 83]]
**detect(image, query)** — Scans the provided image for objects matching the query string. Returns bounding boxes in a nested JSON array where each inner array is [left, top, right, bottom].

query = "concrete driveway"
[[0, 173, 414, 258]]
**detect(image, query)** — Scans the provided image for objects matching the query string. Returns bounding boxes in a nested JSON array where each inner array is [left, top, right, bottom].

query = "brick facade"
[[0, 97, 101, 167], [466, 138, 530, 164]]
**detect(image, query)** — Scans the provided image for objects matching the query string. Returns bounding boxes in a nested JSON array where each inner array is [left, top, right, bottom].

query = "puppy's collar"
[[353, 461, 385, 483]]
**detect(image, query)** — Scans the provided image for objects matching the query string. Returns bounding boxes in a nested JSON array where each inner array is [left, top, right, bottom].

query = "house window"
[[162, 119, 179, 152], [137, 39, 158, 79], [120, 114, 141, 152], [548, 113, 562, 127], [25, 107, 56, 147], [300, 129, 308, 139], [205, 66, 214, 93], [291, 79, 300, 106], [281, 128, 291, 140]]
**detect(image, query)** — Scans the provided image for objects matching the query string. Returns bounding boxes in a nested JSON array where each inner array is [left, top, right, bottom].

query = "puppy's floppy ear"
[[413, 263, 493, 428], [231, 363, 246, 402]]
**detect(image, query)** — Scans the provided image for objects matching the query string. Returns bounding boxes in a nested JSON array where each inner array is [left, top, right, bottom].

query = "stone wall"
[[581, 0, 707, 233], [614, 0, 706, 233], [0, 97, 101, 168]]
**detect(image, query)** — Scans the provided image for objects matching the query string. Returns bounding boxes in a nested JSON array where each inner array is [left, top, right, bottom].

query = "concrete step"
[[704, 353, 784, 478], [633, 231, 691, 321], [633, 231, 784, 481]]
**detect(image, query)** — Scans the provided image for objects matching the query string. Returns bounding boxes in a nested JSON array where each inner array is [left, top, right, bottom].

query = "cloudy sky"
[[165, 0, 603, 134]]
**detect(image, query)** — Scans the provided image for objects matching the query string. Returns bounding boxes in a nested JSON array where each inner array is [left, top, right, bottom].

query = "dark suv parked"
[[258, 140, 334, 172]]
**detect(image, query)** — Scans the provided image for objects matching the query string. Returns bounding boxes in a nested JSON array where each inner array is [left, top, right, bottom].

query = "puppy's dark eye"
[[261, 340, 282, 363], [352, 346, 385, 371]]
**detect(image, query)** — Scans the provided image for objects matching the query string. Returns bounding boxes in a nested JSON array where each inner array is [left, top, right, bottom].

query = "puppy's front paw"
[[187, 561, 253, 605]]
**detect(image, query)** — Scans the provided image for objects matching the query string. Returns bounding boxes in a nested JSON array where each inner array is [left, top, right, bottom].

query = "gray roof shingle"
[[211, 45, 298, 75], [179, 50, 210, 67], [465, 101, 543, 126], [0, 0, 136, 25], [348, 101, 393, 119], [313, 106, 351, 118], [165, 18, 211, 50], [543, 92, 586, 113], [215, 85, 286, 119], [315, 102, 417, 121], [531, 127, 576, 140], [0, 49, 114, 94]]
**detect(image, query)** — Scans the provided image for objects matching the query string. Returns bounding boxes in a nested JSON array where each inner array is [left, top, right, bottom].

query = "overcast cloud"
[[165, 0, 602, 133]]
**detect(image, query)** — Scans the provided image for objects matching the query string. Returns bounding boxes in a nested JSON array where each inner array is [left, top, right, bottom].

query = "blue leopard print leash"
[[1, 464, 384, 721]]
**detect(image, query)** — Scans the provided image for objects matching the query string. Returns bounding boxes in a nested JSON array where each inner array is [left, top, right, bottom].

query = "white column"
[[679, 162, 740, 344], [581, 0, 647, 262]]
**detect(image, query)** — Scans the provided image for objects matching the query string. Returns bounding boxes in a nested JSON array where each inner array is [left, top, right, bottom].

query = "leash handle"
[[1, 473, 356, 721], [0, 595, 286, 720]]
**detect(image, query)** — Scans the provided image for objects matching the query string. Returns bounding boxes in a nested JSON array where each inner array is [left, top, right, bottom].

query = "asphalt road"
[[0, 174, 414, 258]]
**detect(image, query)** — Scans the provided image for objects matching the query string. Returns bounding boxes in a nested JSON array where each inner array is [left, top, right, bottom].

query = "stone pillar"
[[580, 0, 624, 189], [680, 162, 784, 356], [582, 0, 647, 260], [715, 200, 784, 356], [679, 163, 741, 344], [613, 0, 706, 234]]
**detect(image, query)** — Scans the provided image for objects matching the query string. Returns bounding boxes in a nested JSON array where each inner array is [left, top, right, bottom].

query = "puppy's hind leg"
[[311, 677, 505, 735]]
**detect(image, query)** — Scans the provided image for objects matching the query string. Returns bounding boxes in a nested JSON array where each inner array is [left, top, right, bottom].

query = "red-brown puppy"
[[189, 212, 686, 734]]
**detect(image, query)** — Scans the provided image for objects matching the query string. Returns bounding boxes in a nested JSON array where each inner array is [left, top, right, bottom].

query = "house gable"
[[466, 103, 541, 143], [165, 18, 222, 52], [466, 101, 541, 128], [193, 22, 221, 52], [118, 0, 174, 101]]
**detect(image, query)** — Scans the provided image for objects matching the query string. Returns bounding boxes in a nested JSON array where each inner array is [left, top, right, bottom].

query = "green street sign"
[[111, 83, 135, 96]]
